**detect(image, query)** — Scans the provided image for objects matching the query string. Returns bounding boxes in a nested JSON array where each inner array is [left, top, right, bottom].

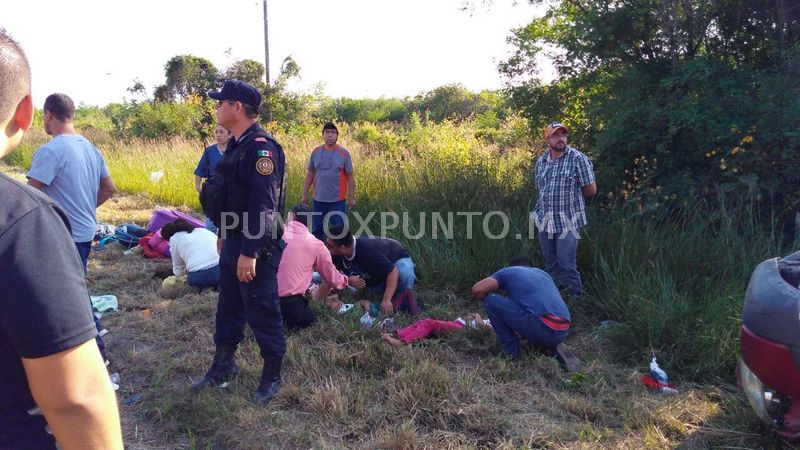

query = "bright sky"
[[5, 0, 548, 107]]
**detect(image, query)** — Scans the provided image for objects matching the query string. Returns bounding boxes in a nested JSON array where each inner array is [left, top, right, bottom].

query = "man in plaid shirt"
[[532, 122, 597, 298]]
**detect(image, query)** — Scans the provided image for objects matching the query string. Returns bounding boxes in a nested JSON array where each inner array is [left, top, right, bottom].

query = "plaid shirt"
[[532, 145, 595, 234]]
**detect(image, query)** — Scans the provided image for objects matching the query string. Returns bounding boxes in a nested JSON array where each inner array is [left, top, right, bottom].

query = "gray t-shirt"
[[27, 134, 110, 242], [307, 145, 353, 202]]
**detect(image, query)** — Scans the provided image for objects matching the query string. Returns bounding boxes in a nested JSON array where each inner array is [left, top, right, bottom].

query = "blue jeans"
[[539, 230, 582, 297], [75, 241, 92, 274], [483, 294, 566, 357], [204, 216, 218, 235], [187, 265, 220, 287], [74, 241, 107, 360], [312, 199, 347, 240], [371, 257, 416, 294]]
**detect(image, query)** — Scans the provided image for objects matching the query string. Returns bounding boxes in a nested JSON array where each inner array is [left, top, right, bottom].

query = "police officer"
[[192, 80, 288, 404]]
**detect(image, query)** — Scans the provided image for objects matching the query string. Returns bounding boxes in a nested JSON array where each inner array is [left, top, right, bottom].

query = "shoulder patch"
[[256, 157, 274, 176], [254, 137, 268, 143]]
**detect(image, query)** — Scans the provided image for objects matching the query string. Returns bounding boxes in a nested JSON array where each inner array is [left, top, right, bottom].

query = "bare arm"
[[22, 340, 123, 450], [301, 169, 315, 204], [314, 244, 349, 290], [27, 177, 46, 190], [195, 175, 203, 194], [471, 277, 499, 301], [582, 182, 597, 198], [96, 176, 116, 207], [313, 280, 334, 301], [381, 267, 399, 315], [346, 172, 356, 209]]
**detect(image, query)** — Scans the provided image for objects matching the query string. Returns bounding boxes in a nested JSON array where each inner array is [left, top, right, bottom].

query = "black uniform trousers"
[[215, 238, 286, 362]]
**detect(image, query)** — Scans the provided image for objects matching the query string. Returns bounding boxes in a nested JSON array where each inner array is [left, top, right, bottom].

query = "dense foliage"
[[501, 0, 800, 216]]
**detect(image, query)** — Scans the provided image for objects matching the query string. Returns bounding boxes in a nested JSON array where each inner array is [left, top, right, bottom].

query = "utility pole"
[[263, 0, 270, 86], [263, 0, 272, 121]]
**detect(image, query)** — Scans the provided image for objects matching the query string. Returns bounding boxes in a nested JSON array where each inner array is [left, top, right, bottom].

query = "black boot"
[[191, 345, 239, 393], [255, 359, 282, 404]]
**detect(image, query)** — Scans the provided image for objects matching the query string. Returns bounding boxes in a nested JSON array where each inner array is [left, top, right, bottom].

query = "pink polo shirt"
[[277, 220, 349, 297]]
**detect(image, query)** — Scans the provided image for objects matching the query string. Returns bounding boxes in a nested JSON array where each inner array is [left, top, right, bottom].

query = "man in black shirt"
[[0, 28, 122, 449], [320, 226, 419, 316]]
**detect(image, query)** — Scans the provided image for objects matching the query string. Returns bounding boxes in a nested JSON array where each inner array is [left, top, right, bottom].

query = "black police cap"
[[208, 80, 262, 109]]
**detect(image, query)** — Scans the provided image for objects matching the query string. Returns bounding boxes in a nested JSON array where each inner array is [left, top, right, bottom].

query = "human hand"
[[348, 198, 356, 209], [237, 255, 257, 283], [348, 275, 366, 289], [380, 299, 394, 316], [217, 238, 223, 255], [464, 313, 485, 326]]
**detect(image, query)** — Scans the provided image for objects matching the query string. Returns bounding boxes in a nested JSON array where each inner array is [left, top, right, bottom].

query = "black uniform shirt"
[[216, 122, 286, 258]]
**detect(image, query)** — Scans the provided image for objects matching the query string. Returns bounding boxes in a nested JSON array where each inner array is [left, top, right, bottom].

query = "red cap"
[[544, 122, 568, 138]]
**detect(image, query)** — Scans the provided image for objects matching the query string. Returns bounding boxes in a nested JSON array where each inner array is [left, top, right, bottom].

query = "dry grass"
[[87, 227, 784, 449], [1, 163, 791, 449]]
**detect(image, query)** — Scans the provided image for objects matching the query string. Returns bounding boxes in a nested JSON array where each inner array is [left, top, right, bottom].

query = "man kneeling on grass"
[[277, 204, 364, 331], [317, 225, 420, 317], [471, 257, 581, 372]]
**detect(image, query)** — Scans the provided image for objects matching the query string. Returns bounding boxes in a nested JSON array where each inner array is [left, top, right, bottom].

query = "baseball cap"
[[208, 80, 262, 109], [322, 122, 338, 134], [544, 122, 569, 138]]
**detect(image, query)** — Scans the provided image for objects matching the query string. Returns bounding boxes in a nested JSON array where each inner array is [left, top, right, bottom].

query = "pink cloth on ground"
[[277, 220, 348, 297], [395, 319, 465, 344]]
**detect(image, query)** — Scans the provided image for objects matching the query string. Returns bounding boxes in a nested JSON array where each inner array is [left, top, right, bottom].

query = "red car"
[[738, 251, 800, 438]]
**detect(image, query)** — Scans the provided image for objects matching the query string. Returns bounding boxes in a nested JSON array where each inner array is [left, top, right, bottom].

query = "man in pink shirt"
[[277, 204, 364, 330]]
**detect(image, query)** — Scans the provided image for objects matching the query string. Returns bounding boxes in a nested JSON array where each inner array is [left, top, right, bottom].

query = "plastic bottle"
[[650, 357, 679, 394]]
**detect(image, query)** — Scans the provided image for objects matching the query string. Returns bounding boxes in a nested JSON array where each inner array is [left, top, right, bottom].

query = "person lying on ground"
[[277, 204, 365, 331], [319, 225, 419, 316], [321, 294, 394, 329], [160, 218, 220, 288], [381, 313, 492, 347], [471, 256, 582, 372]]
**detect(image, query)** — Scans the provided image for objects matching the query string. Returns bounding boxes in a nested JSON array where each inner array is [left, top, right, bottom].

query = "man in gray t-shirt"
[[301, 122, 356, 239]]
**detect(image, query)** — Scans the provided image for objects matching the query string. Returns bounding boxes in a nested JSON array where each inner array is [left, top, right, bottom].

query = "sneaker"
[[378, 317, 397, 333], [555, 343, 582, 373]]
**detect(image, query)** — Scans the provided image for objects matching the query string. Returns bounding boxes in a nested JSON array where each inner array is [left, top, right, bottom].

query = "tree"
[[262, 56, 312, 127], [413, 83, 479, 122], [500, 0, 800, 211], [155, 55, 219, 102], [223, 59, 266, 90]]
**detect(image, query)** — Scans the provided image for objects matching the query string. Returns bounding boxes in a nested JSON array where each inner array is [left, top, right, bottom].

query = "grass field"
[[82, 196, 784, 449], [3, 121, 796, 448]]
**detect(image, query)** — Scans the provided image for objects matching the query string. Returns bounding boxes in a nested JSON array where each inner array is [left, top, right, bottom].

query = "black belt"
[[279, 294, 305, 302]]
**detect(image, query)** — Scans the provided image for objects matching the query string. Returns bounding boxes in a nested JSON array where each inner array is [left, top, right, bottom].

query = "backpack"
[[200, 129, 287, 228], [199, 174, 225, 228]]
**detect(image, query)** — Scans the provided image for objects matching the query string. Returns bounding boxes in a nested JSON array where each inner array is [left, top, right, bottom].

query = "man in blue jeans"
[[531, 122, 596, 298], [27, 93, 117, 362], [320, 225, 419, 316], [472, 257, 581, 371], [300, 122, 356, 240]]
